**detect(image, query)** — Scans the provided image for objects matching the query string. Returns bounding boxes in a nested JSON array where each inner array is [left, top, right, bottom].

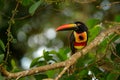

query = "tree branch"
[[0, 26, 120, 79], [5, 0, 20, 63]]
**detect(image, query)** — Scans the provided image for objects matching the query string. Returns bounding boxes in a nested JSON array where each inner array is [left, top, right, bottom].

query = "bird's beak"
[[56, 24, 77, 31]]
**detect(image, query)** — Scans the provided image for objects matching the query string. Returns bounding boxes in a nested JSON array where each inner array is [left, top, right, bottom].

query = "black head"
[[74, 21, 88, 33]]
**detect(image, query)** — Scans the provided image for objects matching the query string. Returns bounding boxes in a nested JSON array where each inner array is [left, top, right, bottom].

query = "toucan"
[[56, 21, 88, 55]]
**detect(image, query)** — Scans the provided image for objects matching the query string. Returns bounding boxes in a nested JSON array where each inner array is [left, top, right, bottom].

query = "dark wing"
[[70, 31, 76, 55]]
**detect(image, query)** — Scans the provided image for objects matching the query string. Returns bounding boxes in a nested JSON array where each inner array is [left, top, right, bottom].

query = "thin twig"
[[5, 1, 20, 63], [55, 66, 69, 80]]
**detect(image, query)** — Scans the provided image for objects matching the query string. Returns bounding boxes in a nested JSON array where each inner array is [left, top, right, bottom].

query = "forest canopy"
[[0, 0, 120, 80]]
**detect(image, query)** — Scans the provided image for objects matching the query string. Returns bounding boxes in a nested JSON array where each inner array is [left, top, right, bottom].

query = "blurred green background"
[[0, 0, 120, 80]]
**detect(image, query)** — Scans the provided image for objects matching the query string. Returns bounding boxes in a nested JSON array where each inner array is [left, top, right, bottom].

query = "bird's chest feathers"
[[74, 31, 87, 42], [74, 31, 87, 49]]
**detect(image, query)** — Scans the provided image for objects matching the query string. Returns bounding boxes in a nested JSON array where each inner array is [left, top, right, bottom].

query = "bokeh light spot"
[[21, 57, 32, 69], [44, 28, 56, 40]]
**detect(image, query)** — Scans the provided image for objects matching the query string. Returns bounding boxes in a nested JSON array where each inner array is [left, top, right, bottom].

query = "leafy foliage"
[[0, 39, 5, 63], [29, 0, 43, 15], [0, 39, 5, 52], [88, 23, 102, 43], [30, 48, 70, 79]]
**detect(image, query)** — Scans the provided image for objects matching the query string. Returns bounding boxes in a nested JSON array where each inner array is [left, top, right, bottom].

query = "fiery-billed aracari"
[[56, 21, 88, 55]]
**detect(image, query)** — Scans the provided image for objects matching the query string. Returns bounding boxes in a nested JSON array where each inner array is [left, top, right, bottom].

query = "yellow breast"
[[74, 31, 87, 43], [74, 45, 84, 49]]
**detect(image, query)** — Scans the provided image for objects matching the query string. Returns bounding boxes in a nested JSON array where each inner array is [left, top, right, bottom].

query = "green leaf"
[[43, 50, 50, 61], [49, 50, 57, 55], [34, 74, 48, 80], [114, 15, 120, 22], [57, 48, 70, 61], [0, 73, 4, 80], [91, 66, 102, 75], [43, 50, 58, 62], [97, 38, 107, 53], [107, 73, 119, 80], [37, 61, 46, 66], [116, 43, 120, 56], [64, 48, 70, 54], [79, 69, 88, 77], [30, 57, 42, 68], [0, 54, 4, 63], [109, 34, 120, 42], [88, 24, 101, 43], [46, 70, 57, 78], [21, 0, 32, 6], [86, 18, 100, 28], [0, 39, 5, 52], [11, 59, 17, 70], [97, 34, 119, 55], [29, 0, 42, 15], [0, 0, 4, 10], [61, 74, 76, 80], [76, 57, 86, 67]]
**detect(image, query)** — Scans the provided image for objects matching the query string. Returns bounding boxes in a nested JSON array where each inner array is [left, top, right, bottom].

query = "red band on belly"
[[74, 42, 86, 46]]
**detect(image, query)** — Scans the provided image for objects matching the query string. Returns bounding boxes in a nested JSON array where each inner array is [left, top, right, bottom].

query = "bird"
[[56, 21, 88, 55]]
